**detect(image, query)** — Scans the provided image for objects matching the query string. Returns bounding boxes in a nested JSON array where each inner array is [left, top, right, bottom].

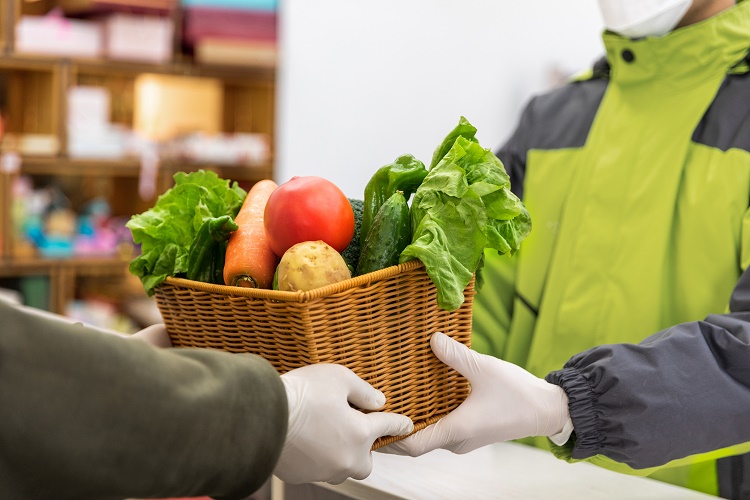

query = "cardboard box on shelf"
[[15, 15, 103, 58], [162, 132, 270, 165], [1, 134, 60, 156], [133, 74, 223, 142], [103, 13, 174, 63], [67, 86, 130, 159], [183, 6, 276, 45], [68, 86, 111, 131], [195, 38, 276, 67], [68, 127, 129, 159]]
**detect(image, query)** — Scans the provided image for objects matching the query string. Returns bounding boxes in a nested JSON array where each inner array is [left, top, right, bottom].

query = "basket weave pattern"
[[154, 259, 473, 449]]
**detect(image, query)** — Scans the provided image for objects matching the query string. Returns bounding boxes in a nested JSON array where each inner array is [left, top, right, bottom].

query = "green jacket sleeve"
[[0, 299, 288, 500]]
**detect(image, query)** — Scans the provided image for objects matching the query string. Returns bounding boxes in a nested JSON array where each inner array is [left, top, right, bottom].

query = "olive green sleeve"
[[0, 300, 288, 500]]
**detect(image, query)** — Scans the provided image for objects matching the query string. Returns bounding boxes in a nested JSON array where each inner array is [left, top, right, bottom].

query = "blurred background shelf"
[[0, 254, 136, 324], [0, 254, 131, 275], [0, 54, 276, 77], [17, 156, 274, 179], [0, 0, 278, 331]]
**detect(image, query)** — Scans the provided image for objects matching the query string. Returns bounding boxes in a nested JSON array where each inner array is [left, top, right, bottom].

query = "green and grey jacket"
[[472, 1, 750, 496], [0, 299, 287, 500]]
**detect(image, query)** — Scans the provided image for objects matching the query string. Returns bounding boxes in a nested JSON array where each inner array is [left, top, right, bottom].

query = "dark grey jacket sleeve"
[[545, 265, 750, 469], [0, 299, 288, 500]]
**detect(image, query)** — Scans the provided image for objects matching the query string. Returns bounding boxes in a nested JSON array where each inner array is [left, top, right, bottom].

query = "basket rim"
[[161, 258, 425, 302]]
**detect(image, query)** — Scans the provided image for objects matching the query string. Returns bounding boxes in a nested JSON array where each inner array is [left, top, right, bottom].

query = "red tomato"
[[264, 176, 355, 257]]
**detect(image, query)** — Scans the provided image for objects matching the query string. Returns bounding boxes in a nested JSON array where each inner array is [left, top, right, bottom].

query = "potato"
[[276, 240, 351, 292]]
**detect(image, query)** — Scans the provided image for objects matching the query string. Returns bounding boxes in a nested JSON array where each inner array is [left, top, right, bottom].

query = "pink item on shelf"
[[73, 231, 117, 256], [15, 13, 103, 58], [103, 13, 174, 63], [182, 7, 277, 45]]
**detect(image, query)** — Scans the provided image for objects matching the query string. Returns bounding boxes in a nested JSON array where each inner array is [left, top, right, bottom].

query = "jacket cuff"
[[545, 367, 604, 460]]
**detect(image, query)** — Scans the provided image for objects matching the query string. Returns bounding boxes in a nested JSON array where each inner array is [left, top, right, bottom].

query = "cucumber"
[[356, 191, 410, 276], [341, 198, 364, 269]]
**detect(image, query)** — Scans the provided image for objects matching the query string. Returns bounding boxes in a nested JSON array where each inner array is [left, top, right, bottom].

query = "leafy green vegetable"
[[429, 116, 478, 170], [127, 170, 247, 296], [400, 117, 531, 311]]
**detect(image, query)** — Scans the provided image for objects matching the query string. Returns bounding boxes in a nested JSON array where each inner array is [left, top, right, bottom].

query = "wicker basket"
[[154, 259, 473, 449]]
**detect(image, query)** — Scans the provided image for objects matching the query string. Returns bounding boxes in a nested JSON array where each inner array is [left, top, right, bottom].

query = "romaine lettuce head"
[[401, 119, 531, 311], [429, 115, 479, 170], [127, 170, 246, 296]]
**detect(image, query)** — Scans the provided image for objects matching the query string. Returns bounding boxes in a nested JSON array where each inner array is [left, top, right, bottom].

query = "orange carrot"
[[224, 179, 279, 288]]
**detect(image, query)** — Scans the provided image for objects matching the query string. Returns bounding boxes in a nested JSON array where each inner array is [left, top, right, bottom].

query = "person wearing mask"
[[384, 0, 750, 497], [0, 298, 413, 499]]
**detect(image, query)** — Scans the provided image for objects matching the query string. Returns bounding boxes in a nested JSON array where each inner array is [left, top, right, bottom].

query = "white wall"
[[276, 0, 604, 198]]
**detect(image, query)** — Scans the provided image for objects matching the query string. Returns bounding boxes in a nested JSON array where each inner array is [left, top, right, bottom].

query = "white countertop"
[[280, 442, 718, 500]]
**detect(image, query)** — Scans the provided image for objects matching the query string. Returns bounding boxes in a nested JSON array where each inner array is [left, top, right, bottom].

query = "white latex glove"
[[129, 323, 173, 348], [379, 332, 571, 456], [274, 363, 414, 484]]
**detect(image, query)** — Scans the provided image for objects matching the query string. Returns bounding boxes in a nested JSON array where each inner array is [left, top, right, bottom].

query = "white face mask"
[[598, 0, 693, 38]]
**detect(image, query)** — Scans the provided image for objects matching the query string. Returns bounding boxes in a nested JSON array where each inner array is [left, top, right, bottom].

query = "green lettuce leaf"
[[401, 118, 531, 311], [429, 115, 479, 170], [126, 170, 246, 296]]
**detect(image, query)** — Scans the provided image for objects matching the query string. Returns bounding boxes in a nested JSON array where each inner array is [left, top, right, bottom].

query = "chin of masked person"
[[598, 0, 692, 38]]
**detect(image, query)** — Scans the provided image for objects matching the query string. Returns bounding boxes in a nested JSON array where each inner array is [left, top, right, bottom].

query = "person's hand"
[[129, 323, 172, 348], [273, 363, 414, 485], [379, 332, 570, 456]]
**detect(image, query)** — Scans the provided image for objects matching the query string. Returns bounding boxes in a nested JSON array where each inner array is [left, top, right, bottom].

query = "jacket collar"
[[602, 1, 750, 88]]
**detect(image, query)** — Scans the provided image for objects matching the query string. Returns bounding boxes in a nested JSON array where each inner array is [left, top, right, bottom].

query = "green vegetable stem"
[[186, 215, 239, 285], [360, 155, 428, 249]]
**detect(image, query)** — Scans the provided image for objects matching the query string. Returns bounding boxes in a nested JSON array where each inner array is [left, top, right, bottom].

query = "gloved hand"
[[379, 332, 571, 456], [273, 363, 414, 484], [129, 323, 173, 348]]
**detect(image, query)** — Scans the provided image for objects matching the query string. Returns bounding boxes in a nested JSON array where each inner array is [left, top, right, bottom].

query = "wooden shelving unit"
[[0, 255, 134, 314], [0, 1, 276, 317], [17, 155, 273, 181]]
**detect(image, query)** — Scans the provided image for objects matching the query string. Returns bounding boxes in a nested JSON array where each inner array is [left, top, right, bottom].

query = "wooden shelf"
[[0, 255, 131, 277], [0, 3, 277, 314], [0, 55, 60, 71], [18, 156, 142, 176], [16, 155, 274, 180], [0, 254, 134, 314], [0, 54, 276, 82]]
